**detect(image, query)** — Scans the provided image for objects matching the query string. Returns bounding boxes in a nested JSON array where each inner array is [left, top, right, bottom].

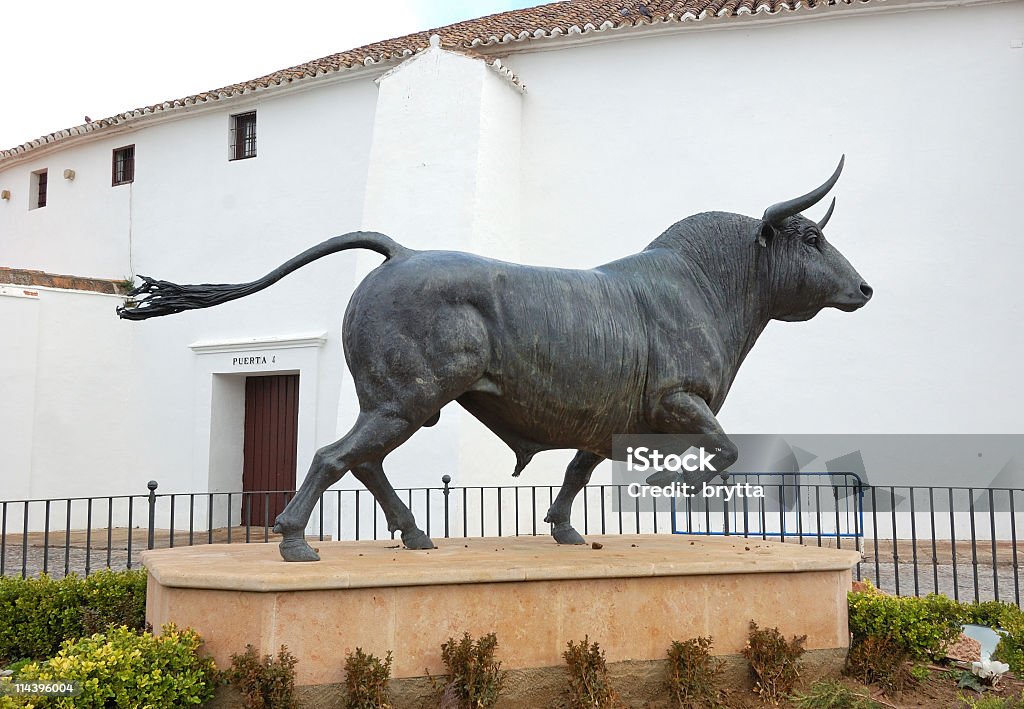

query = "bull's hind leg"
[[544, 451, 604, 544], [352, 462, 433, 549], [273, 410, 427, 561]]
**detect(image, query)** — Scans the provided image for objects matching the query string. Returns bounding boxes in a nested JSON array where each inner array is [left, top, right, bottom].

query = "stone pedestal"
[[142, 534, 860, 686]]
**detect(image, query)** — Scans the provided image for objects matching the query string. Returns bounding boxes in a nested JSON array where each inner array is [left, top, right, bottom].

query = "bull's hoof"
[[551, 523, 586, 545], [274, 524, 321, 562], [402, 529, 435, 550]]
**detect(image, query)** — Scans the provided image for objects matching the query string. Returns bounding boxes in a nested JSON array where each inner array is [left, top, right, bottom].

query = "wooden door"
[[242, 374, 299, 526]]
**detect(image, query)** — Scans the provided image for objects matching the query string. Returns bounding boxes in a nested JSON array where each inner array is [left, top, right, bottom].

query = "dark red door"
[[243, 374, 299, 526]]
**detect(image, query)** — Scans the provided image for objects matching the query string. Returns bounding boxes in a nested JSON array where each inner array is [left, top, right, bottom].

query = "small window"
[[30, 169, 47, 209], [112, 145, 135, 185], [229, 111, 257, 160]]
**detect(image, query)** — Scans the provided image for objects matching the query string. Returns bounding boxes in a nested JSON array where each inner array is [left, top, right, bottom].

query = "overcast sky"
[[0, 0, 537, 150]]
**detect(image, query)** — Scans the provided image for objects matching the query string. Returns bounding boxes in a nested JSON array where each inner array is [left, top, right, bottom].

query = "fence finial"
[[147, 481, 159, 550]]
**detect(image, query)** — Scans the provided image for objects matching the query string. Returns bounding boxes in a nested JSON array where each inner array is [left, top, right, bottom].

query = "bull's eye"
[[806, 234, 819, 246]]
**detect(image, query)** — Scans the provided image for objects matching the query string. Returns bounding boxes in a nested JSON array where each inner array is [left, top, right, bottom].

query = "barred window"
[[112, 145, 135, 186], [31, 169, 47, 209], [230, 111, 257, 160]]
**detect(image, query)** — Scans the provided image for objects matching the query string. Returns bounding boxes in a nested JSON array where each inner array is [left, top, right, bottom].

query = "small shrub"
[[845, 635, 913, 695], [848, 587, 965, 662], [430, 632, 506, 709], [983, 605, 1024, 674], [741, 621, 806, 705], [790, 679, 882, 708], [225, 644, 298, 709], [665, 636, 724, 708], [959, 691, 1024, 709], [965, 601, 1011, 628], [78, 570, 148, 636], [563, 636, 618, 709], [0, 570, 147, 662], [910, 664, 932, 682], [9, 623, 216, 708], [343, 647, 393, 709]]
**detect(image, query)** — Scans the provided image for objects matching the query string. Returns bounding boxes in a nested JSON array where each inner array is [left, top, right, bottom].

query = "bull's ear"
[[758, 221, 775, 247]]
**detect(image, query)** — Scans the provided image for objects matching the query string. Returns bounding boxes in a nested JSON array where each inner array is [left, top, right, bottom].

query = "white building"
[[1, 0, 1022, 535]]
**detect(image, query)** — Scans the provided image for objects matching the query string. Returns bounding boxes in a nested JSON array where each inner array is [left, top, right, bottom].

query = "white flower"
[[971, 659, 1010, 680]]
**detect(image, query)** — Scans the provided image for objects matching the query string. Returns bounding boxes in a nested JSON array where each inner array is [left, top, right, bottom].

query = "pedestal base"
[[142, 534, 860, 686]]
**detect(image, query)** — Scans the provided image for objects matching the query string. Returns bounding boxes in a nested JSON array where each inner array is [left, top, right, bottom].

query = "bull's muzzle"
[[835, 282, 873, 311]]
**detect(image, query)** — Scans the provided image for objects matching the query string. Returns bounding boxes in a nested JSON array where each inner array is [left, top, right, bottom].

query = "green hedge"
[[848, 587, 965, 661], [0, 624, 216, 708], [848, 584, 1024, 671], [0, 570, 147, 662]]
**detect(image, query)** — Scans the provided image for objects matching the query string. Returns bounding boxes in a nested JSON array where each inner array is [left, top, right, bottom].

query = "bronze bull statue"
[[119, 157, 870, 561]]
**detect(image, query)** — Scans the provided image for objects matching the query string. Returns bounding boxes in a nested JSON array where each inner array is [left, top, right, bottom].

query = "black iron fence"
[[1, 475, 1021, 605]]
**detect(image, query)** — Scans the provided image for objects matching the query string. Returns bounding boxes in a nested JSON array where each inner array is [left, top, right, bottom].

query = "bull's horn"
[[817, 197, 836, 230], [762, 155, 845, 227]]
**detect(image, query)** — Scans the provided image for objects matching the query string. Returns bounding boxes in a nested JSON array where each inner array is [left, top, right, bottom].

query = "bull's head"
[[759, 156, 872, 321]]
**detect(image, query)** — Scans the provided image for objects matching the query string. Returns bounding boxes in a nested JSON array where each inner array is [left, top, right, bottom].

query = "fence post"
[[147, 480, 158, 550], [442, 475, 452, 539]]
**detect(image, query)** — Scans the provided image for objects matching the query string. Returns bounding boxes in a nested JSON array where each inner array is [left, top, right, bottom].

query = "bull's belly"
[[455, 389, 648, 458]]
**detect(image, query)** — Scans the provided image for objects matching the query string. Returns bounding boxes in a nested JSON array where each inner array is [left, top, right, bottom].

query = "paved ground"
[[0, 526, 284, 579], [853, 538, 1022, 602]]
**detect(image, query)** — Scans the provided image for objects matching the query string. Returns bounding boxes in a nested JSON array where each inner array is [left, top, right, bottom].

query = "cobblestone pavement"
[[859, 561, 1022, 603], [0, 526, 278, 578], [1, 544, 139, 579]]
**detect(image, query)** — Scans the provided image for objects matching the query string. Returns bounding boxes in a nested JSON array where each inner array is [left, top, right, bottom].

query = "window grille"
[[230, 112, 257, 160], [112, 145, 135, 185]]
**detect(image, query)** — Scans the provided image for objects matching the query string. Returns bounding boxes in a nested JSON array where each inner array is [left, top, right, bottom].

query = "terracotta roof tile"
[[0, 267, 130, 295], [0, 0, 872, 163]]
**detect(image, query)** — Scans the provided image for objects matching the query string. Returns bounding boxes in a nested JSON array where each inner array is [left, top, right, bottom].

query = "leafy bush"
[[959, 691, 1024, 709], [563, 636, 618, 709], [665, 636, 724, 708], [0, 570, 147, 662], [910, 664, 932, 682], [343, 647, 393, 709], [963, 602, 1024, 674], [430, 632, 506, 709], [965, 601, 1011, 629], [790, 679, 882, 708], [845, 634, 913, 695], [224, 645, 298, 709], [848, 586, 965, 661], [742, 621, 806, 705], [3, 623, 215, 708]]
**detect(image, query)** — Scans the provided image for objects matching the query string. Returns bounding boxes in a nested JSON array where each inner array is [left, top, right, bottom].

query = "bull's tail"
[[116, 231, 409, 321]]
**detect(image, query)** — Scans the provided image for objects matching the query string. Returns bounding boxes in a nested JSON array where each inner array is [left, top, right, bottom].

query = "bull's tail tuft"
[[117, 230, 409, 321], [117, 276, 264, 320]]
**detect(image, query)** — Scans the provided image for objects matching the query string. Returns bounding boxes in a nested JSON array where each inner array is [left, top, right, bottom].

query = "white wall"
[[0, 135, 133, 278], [0, 285, 137, 525], [0, 287, 41, 502]]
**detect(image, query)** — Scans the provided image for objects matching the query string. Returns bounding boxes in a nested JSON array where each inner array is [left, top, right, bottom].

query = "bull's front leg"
[[545, 451, 604, 544], [649, 390, 737, 485]]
